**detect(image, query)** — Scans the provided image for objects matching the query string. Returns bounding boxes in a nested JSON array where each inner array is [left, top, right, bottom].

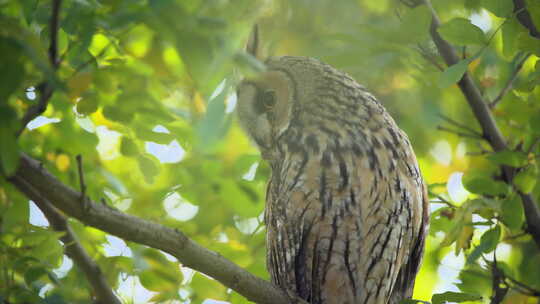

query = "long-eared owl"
[[237, 56, 429, 304]]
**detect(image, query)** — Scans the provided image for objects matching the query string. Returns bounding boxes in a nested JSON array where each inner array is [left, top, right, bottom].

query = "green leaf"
[[462, 174, 509, 196], [530, 111, 540, 135], [137, 155, 159, 184], [1, 197, 29, 232], [139, 270, 173, 292], [76, 92, 99, 115], [120, 137, 139, 156], [480, 225, 501, 252], [481, 0, 513, 17], [102, 105, 135, 123], [0, 124, 20, 176], [24, 266, 48, 286], [438, 18, 487, 46], [517, 32, 540, 56], [486, 150, 528, 167], [20, 0, 39, 24], [0, 16, 57, 86], [222, 180, 263, 217], [501, 195, 525, 230], [513, 165, 537, 193], [399, 5, 432, 43], [467, 225, 502, 265], [431, 291, 482, 304], [0, 37, 26, 101], [196, 80, 229, 151], [501, 18, 521, 58], [438, 52, 481, 88], [138, 249, 182, 292], [135, 127, 175, 144]]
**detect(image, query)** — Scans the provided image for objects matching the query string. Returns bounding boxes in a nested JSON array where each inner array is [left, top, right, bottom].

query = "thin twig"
[[503, 232, 528, 241], [70, 43, 112, 77], [9, 176, 122, 304], [506, 274, 540, 297], [428, 190, 457, 208], [48, 0, 62, 68], [490, 53, 531, 108], [16, 0, 62, 138], [437, 125, 484, 139], [490, 253, 508, 304], [438, 113, 483, 136], [76, 154, 86, 198]]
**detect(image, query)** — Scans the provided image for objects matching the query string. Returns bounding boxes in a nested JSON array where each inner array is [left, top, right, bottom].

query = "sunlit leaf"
[[431, 291, 482, 304], [466, 225, 501, 264], [501, 195, 525, 230], [438, 18, 487, 46]]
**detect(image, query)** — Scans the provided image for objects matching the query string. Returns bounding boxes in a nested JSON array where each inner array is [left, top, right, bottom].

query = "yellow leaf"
[[46, 152, 56, 162], [55, 154, 70, 172]]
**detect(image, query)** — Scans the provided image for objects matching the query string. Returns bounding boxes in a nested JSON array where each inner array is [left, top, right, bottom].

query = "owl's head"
[[236, 56, 326, 158]]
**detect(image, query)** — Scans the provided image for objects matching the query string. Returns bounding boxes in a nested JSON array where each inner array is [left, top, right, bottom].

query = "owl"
[[237, 56, 429, 304]]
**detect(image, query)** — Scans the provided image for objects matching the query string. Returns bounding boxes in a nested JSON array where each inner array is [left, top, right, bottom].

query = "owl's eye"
[[254, 89, 276, 114]]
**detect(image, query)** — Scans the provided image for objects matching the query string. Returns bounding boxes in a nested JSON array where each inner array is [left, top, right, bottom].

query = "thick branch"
[[424, 0, 540, 248], [10, 176, 121, 304], [11, 153, 299, 304], [513, 0, 540, 39]]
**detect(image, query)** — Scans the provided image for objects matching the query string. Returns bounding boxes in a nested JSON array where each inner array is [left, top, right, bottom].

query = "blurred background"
[[1, 0, 540, 303]]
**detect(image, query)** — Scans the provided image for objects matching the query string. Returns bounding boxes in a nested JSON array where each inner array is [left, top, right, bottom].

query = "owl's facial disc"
[[236, 70, 294, 156]]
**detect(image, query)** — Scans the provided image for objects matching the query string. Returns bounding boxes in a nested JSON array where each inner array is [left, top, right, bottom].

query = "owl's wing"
[[389, 182, 430, 303]]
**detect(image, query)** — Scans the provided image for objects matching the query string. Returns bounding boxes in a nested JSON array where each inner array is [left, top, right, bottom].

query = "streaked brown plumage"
[[237, 56, 429, 304]]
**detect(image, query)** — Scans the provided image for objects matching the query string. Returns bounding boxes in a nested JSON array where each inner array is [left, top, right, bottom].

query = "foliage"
[[1, 0, 540, 303]]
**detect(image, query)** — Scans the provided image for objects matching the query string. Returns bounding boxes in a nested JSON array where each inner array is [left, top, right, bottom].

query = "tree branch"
[[9, 176, 121, 304], [17, 0, 62, 138], [513, 0, 540, 39], [424, 0, 540, 248], [438, 113, 483, 136], [10, 153, 303, 304]]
